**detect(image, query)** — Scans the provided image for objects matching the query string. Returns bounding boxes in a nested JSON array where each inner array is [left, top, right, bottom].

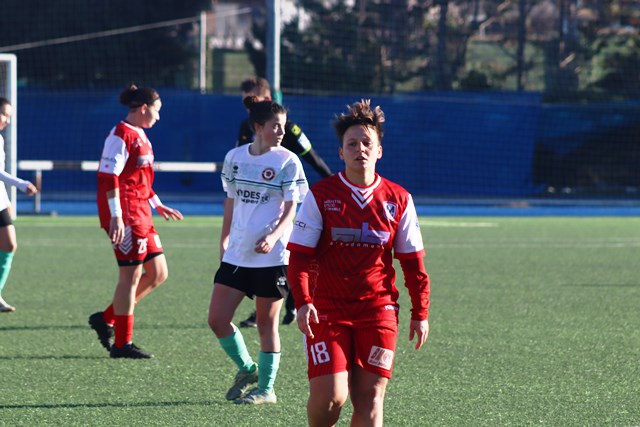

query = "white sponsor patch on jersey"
[[368, 345, 394, 370]]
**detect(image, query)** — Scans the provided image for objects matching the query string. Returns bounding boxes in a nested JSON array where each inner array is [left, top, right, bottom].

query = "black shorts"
[[0, 209, 13, 228], [214, 262, 289, 300]]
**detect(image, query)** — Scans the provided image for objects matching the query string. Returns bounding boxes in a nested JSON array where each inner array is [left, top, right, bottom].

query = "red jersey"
[[97, 121, 156, 228], [287, 172, 427, 321]]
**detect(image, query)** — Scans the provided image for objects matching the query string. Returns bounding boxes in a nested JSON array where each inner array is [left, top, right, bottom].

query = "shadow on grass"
[[0, 354, 106, 360], [0, 399, 221, 410], [0, 323, 207, 332]]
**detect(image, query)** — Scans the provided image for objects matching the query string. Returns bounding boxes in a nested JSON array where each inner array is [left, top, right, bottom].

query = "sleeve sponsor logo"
[[294, 220, 307, 229]]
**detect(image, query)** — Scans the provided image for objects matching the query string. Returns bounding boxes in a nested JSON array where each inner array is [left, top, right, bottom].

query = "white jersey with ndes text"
[[0, 134, 31, 211], [221, 144, 308, 268]]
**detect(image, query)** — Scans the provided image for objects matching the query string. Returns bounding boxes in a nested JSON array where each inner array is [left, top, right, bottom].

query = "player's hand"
[[109, 216, 125, 245], [155, 205, 183, 221], [409, 319, 429, 350], [254, 234, 277, 254], [296, 304, 319, 339], [24, 182, 38, 196]]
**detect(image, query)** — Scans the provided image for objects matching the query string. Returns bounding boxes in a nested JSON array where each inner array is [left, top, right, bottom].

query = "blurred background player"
[[208, 96, 308, 404], [287, 99, 431, 426], [0, 97, 38, 313], [237, 77, 332, 328], [89, 85, 183, 359]]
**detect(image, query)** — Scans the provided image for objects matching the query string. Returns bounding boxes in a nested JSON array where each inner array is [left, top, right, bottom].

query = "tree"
[[0, 0, 211, 89]]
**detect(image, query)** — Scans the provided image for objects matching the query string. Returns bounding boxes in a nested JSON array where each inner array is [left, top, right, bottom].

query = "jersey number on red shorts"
[[309, 341, 330, 365], [137, 238, 148, 254]]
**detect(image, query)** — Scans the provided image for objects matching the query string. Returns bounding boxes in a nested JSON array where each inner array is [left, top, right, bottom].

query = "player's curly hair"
[[333, 99, 385, 145], [119, 84, 160, 109], [243, 95, 287, 128]]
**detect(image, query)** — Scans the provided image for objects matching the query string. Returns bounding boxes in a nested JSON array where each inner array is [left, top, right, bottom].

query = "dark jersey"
[[237, 118, 332, 178]]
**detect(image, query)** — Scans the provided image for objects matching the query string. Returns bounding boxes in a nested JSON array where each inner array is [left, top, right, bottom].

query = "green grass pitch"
[[1, 216, 639, 426]]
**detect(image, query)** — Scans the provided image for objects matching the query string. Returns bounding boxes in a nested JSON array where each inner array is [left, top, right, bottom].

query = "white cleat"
[[0, 296, 16, 313], [234, 387, 277, 405]]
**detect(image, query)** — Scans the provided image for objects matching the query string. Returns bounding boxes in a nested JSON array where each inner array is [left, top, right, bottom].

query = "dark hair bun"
[[242, 95, 260, 110], [119, 84, 139, 106]]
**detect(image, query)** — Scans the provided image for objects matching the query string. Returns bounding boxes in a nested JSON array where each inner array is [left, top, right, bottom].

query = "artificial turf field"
[[1, 216, 639, 426]]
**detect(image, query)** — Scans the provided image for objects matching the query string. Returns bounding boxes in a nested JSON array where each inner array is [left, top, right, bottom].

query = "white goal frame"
[[0, 54, 18, 215]]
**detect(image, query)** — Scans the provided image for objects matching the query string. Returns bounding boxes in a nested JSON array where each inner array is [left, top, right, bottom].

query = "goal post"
[[0, 53, 18, 215]]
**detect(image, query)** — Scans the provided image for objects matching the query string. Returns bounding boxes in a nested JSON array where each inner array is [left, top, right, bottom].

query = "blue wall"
[[17, 89, 544, 197]]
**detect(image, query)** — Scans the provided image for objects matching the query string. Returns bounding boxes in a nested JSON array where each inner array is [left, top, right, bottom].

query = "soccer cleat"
[[225, 368, 259, 401], [88, 311, 114, 351], [282, 309, 296, 325], [234, 387, 277, 405], [109, 343, 154, 359], [239, 311, 257, 328], [0, 296, 15, 313]]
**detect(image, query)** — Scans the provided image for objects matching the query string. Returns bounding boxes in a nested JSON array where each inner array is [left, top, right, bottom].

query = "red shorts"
[[304, 314, 398, 379], [105, 224, 163, 266]]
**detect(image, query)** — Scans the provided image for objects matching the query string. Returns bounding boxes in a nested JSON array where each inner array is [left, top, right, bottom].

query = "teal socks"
[[258, 351, 281, 392], [0, 250, 15, 295], [218, 328, 256, 373]]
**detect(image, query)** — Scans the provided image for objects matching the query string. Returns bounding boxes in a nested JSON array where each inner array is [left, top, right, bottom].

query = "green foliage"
[[1, 216, 640, 425], [459, 69, 492, 90], [587, 34, 640, 97], [0, 0, 210, 89]]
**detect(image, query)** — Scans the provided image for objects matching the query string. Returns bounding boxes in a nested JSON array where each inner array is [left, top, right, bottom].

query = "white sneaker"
[[234, 387, 277, 405], [0, 296, 15, 313]]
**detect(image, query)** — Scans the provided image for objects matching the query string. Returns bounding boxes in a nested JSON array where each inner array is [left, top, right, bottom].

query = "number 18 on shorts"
[[303, 319, 398, 379]]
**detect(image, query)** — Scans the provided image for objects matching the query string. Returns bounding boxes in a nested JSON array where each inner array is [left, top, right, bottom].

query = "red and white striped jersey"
[[97, 121, 155, 228], [287, 171, 425, 320]]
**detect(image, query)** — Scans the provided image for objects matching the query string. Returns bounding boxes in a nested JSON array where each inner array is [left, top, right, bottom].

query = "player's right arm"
[[287, 190, 323, 337], [220, 197, 233, 260], [97, 131, 128, 244]]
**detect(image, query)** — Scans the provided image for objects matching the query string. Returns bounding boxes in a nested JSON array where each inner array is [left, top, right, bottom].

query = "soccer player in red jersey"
[[287, 99, 430, 426], [89, 85, 183, 359]]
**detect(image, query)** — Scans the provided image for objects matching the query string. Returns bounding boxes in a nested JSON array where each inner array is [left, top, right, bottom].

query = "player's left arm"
[[284, 122, 332, 178], [394, 193, 430, 350], [399, 256, 430, 350], [148, 191, 183, 221], [0, 170, 37, 195]]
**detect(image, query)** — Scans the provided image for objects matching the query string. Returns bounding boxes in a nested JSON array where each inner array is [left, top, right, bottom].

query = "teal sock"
[[258, 351, 281, 393], [0, 251, 15, 295], [218, 328, 256, 373]]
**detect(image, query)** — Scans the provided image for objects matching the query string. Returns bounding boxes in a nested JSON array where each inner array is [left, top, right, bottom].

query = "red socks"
[[103, 305, 115, 325], [114, 314, 134, 348]]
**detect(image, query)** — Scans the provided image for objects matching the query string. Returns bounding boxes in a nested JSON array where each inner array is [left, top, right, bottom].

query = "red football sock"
[[114, 314, 134, 348], [103, 305, 115, 325]]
